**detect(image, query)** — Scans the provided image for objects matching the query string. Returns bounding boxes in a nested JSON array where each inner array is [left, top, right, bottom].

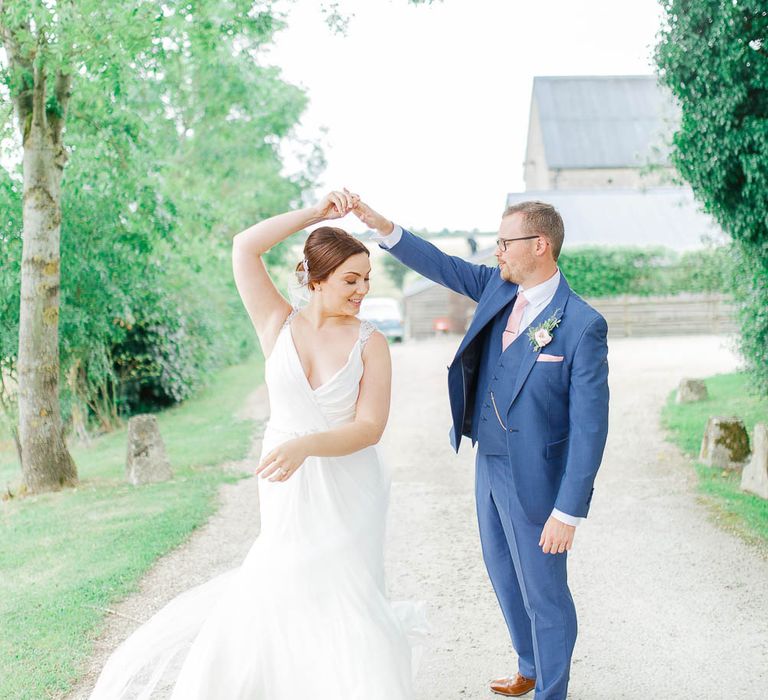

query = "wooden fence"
[[587, 293, 738, 337]]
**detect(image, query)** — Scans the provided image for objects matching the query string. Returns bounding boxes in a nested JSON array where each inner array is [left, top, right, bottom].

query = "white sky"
[[268, 0, 664, 233]]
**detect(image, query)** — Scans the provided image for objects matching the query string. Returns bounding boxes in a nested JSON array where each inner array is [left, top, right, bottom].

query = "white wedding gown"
[[89, 311, 426, 699]]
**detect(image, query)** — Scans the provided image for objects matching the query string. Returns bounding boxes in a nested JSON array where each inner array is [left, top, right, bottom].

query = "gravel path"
[[69, 335, 768, 699], [384, 334, 767, 700]]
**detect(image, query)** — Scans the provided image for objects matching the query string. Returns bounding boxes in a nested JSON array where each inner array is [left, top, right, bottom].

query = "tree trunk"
[[16, 60, 77, 492]]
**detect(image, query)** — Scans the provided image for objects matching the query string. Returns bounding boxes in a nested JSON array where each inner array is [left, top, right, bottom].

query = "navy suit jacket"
[[383, 228, 609, 521]]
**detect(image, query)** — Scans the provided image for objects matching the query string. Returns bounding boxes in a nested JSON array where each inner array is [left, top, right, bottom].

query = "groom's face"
[[496, 213, 538, 284]]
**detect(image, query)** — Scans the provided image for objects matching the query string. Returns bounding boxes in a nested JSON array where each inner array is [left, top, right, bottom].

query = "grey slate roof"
[[506, 187, 724, 249], [533, 75, 679, 169]]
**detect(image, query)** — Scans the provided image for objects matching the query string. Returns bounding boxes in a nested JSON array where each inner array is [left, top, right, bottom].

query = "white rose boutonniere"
[[528, 310, 561, 352]]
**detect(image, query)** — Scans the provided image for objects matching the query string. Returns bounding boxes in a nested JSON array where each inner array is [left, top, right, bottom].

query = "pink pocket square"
[[537, 353, 564, 363]]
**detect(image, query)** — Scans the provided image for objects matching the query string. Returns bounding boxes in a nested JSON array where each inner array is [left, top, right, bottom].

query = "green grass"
[[0, 354, 264, 700], [662, 372, 768, 544]]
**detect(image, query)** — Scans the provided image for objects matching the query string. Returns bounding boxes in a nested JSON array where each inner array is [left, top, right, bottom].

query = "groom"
[[357, 199, 609, 699]]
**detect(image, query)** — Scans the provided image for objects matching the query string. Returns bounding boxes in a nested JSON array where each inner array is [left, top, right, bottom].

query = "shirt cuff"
[[551, 508, 582, 527], [368, 223, 403, 249]]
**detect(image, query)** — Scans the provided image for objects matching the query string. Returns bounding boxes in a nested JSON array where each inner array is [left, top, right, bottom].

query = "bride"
[[88, 190, 425, 699]]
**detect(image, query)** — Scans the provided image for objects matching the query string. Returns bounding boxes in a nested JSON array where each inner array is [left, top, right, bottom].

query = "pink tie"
[[502, 292, 529, 351]]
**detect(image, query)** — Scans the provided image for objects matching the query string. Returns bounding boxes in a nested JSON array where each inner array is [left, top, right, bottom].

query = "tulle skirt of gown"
[[89, 316, 426, 699]]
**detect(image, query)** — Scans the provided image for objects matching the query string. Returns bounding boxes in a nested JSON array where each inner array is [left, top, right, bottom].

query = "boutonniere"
[[527, 310, 561, 352]]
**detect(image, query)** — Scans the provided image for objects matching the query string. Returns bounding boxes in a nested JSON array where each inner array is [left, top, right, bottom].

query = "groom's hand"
[[539, 516, 576, 554], [347, 190, 394, 235]]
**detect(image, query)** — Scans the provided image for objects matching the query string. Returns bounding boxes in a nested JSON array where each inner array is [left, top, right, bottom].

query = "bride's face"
[[315, 252, 371, 315]]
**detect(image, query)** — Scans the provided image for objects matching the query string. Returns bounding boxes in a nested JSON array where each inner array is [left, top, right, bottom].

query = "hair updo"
[[296, 227, 370, 290]]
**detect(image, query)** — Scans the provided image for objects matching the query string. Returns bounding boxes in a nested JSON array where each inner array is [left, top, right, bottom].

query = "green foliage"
[[0, 170, 22, 451], [382, 254, 410, 290], [0, 0, 319, 430], [662, 372, 768, 543], [729, 240, 768, 396], [321, 0, 440, 32], [0, 169, 22, 365], [655, 1, 768, 395], [560, 247, 667, 297], [558, 245, 732, 298]]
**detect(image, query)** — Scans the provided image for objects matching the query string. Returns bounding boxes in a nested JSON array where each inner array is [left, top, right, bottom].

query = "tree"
[[52, 4, 313, 427], [0, 0, 79, 491], [0, 1, 309, 492], [655, 1, 768, 394]]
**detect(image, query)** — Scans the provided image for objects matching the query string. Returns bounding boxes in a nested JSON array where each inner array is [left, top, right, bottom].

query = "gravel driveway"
[[69, 335, 768, 700], [384, 334, 767, 700]]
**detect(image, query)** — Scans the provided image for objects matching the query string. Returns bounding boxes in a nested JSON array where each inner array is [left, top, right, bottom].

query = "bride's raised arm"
[[231, 190, 357, 355]]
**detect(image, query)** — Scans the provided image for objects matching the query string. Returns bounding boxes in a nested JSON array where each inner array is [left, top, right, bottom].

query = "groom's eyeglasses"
[[495, 235, 539, 252]]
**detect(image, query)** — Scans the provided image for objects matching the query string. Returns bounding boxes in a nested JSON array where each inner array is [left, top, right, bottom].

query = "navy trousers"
[[475, 453, 577, 700]]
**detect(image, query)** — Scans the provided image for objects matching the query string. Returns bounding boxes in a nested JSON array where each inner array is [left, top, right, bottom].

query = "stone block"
[[676, 378, 708, 404], [699, 416, 750, 470], [741, 424, 768, 499], [126, 414, 173, 485]]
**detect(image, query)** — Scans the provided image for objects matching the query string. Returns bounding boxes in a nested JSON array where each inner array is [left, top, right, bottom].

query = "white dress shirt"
[[373, 224, 582, 527], [516, 269, 561, 332]]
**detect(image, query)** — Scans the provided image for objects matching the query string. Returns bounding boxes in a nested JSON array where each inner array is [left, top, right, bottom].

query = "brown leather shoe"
[[490, 672, 536, 696]]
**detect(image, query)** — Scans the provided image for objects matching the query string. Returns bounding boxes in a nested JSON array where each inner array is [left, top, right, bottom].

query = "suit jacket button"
[[508, 428, 518, 433]]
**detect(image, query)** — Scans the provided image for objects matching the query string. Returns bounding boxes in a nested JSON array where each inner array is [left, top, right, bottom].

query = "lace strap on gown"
[[359, 320, 377, 349], [285, 309, 376, 348], [283, 307, 300, 327]]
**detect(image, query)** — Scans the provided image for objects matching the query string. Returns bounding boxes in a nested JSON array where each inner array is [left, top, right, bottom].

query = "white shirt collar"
[[519, 269, 561, 308]]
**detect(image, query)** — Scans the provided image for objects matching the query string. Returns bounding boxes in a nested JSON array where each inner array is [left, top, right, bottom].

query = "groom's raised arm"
[[353, 198, 495, 303]]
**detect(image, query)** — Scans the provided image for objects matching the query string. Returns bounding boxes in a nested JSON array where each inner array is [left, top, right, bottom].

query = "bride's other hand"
[[255, 438, 310, 481], [350, 196, 394, 235], [313, 190, 356, 221]]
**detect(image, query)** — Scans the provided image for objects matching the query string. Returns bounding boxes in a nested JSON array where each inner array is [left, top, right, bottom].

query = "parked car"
[[359, 297, 404, 342]]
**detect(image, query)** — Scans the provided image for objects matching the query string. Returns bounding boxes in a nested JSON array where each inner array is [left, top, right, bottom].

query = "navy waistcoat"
[[472, 296, 533, 455]]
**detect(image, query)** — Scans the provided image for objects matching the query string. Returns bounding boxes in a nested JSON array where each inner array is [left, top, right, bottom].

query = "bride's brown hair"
[[296, 227, 370, 290]]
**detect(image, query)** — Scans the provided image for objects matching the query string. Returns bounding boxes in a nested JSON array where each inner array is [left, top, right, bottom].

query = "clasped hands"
[[313, 189, 392, 233]]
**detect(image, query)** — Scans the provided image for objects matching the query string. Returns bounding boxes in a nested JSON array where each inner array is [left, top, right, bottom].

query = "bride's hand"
[[312, 190, 358, 221], [255, 438, 309, 482]]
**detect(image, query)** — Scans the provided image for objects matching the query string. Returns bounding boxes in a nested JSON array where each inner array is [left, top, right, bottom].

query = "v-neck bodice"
[[286, 324, 361, 393], [264, 309, 377, 435]]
